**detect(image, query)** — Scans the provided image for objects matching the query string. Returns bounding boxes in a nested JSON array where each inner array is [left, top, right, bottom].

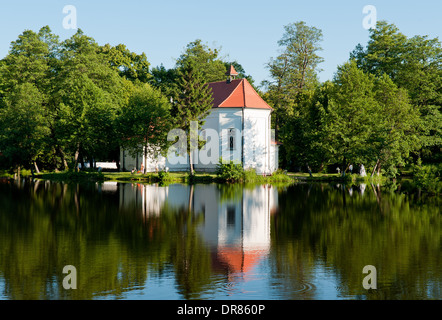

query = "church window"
[[228, 128, 235, 151], [227, 206, 236, 227]]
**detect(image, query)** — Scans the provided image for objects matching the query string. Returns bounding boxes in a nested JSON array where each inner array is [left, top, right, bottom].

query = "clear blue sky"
[[1, 0, 441, 86]]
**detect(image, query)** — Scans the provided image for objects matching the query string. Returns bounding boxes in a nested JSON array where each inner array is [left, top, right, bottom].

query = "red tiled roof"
[[216, 247, 266, 274], [207, 78, 272, 110]]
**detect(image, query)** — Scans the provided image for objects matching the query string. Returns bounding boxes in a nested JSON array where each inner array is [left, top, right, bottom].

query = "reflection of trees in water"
[[0, 180, 439, 300], [169, 205, 213, 299], [0, 180, 164, 299], [0, 180, 218, 300], [271, 183, 441, 299]]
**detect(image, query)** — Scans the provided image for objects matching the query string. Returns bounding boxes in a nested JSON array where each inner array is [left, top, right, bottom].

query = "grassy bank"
[[288, 172, 387, 184], [4, 169, 384, 185], [33, 171, 219, 184], [103, 171, 217, 184], [34, 170, 296, 185], [3, 168, 437, 194], [38, 171, 106, 183], [0, 169, 33, 179]]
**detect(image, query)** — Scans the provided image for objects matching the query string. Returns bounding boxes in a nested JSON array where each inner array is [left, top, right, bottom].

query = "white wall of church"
[[120, 150, 141, 172], [120, 148, 167, 172], [195, 107, 273, 174], [120, 107, 276, 174], [195, 108, 242, 171], [243, 108, 272, 175]]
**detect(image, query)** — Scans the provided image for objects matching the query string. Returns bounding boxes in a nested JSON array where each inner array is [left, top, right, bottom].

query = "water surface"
[[0, 179, 440, 300]]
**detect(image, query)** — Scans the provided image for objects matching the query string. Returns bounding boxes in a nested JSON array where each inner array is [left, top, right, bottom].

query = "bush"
[[244, 168, 264, 183], [269, 169, 293, 182], [412, 161, 441, 194], [216, 159, 244, 182], [43, 170, 105, 183], [382, 164, 399, 178], [158, 170, 170, 181]]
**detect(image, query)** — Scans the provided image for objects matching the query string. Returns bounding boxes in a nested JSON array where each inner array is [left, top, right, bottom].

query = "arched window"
[[228, 128, 235, 151]]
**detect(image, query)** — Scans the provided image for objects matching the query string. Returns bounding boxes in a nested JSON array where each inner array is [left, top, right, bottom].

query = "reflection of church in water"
[[118, 183, 278, 276]]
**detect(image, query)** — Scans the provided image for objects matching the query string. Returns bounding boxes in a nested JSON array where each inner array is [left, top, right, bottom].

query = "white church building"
[[121, 66, 279, 175]]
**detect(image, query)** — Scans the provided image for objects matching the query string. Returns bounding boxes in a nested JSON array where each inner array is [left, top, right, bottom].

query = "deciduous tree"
[[351, 20, 442, 164], [118, 84, 171, 173]]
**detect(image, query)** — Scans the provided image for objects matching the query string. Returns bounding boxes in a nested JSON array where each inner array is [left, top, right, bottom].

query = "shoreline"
[[1, 170, 439, 195], [1, 170, 386, 184]]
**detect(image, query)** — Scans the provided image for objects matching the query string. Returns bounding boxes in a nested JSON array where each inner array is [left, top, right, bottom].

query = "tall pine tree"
[[172, 61, 213, 175]]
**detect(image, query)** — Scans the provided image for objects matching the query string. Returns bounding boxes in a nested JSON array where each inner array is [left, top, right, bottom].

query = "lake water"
[[0, 178, 440, 300]]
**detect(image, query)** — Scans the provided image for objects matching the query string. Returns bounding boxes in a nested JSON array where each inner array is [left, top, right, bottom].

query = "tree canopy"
[[0, 21, 440, 179], [351, 20, 442, 164]]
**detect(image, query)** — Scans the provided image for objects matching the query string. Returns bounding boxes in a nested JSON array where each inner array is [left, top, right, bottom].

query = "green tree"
[[176, 39, 227, 83], [351, 21, 407, 80], [0, 26, 152, 172], [54, 29, 128, 169], [351, 20, 442, 164], [371, 74, 421, 176], [118, 84, 172, 173], [325, 61, 379, 172], [264, 21, 324, 112], [281, 81, 332, 172], [0, 83, 49, 175], [150, 41, 256, 104], [150, 39, 232, 100], [150, 64, 180, 99], [263, 21, 324, 170], [0, 26, 58, 172], [99, 43, 151, 83], [0, 29, 50, 94], [172, 61, 214, 175], [324, 60, 420, 176]]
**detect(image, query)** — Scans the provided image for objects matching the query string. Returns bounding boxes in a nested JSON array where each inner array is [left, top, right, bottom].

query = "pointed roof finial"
[[226, 65, 239, 83], [226, 65, 239, 77]]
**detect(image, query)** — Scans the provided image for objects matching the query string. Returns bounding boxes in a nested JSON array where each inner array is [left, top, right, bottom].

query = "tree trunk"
[[306, 163, 313, 177], [34, 161, 40, 174], [189, 151, 194, 175], [342, 163, 351, 177], [73, 143, 80, 172], [63, 158, 69, 171], [58, 147, 69, 171], [144, 144, 148, 174], [371, 159, 380, 177]]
